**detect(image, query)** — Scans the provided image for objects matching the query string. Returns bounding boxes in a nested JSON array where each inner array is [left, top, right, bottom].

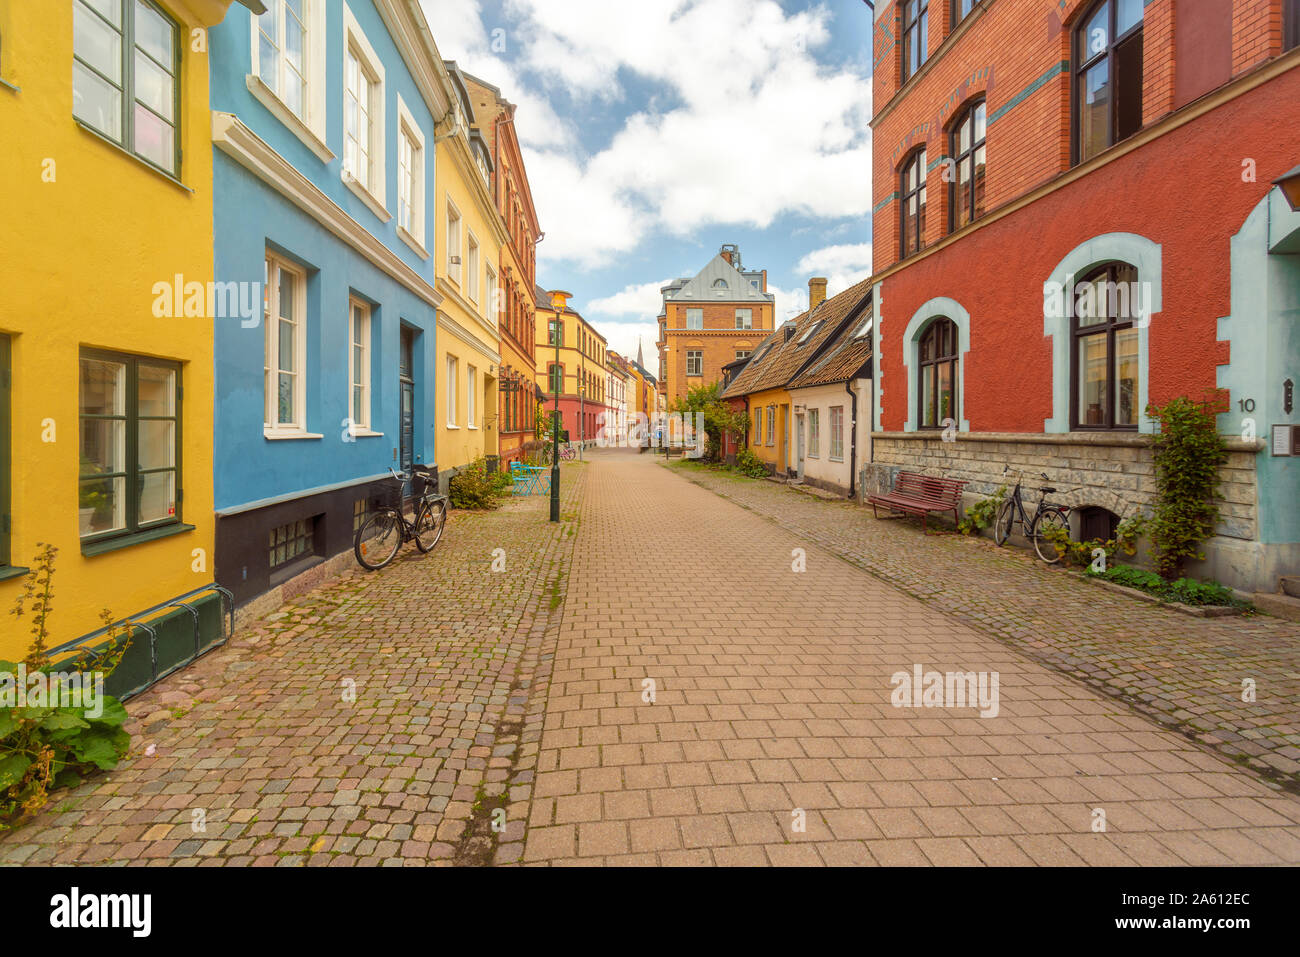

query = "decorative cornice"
[[212, 112, 442, 308], [371, 0, 452, 126]]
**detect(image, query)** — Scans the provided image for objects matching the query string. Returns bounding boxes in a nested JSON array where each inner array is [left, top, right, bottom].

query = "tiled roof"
[[788, 334, 872, 389], [721, 277, 872, 399]]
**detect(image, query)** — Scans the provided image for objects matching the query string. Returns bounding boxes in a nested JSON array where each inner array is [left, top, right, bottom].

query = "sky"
[[420, 0, 875, 364]]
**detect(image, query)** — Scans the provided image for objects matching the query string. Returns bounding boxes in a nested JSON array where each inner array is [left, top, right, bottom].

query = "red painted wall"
[[877, 66, 1300, 433]]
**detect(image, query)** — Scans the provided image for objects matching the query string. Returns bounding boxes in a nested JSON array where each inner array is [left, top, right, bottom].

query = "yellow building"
[[433, 63, 507, 484], [534, 289, 608, 447], [0, 0, 256, 669]]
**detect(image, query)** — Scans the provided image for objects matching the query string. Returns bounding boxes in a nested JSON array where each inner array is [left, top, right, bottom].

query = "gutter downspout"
[[846, 377, 858, 499]]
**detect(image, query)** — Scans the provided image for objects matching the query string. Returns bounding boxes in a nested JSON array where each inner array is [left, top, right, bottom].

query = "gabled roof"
[[721, 277, 873, 399], [788, 330, 872, 389], [664, 253, 774, 305]]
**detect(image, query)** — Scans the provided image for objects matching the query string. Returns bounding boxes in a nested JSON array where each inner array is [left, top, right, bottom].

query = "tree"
[[669, 383, 747, 462]]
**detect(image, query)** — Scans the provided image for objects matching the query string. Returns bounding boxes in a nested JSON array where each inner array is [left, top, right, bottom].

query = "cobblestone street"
[[4, 450, 1300, 866]]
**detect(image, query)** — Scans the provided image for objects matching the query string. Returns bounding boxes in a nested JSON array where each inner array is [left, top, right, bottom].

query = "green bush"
[[957, 486, 1006, 536], [1040, 515, 1145, 567], [733, 449, 768, 478], [448, 458, 507, 510], [1145, 396, 1228, 579], [1087, 562, 1245, 608], [3, 545, 132, 829]]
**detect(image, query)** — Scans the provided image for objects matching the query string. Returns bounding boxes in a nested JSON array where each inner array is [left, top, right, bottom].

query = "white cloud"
[[793, 242, 874, 297], [585, 278, 671, 318], [424, 0, 872, 269]]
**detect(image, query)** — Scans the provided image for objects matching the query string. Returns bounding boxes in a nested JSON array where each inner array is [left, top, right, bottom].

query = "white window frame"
[[686, 350, 703, 376], [467, 364, 478, 429], [766, 406, 775, 446], [395, 93, 427, 254], [735, 308, 752, 330], [348, 297, 373, 434], [753, 408, 762, 443], [466, 231, 480, 303], [248, 0, 331, 162], [686, 308, 703, 330], [341, 3, 388, 220], [485, 263, 498, 324], [829, 405, 844, 461], [446, 199, 463, 286], [808, 408, 820, 457], [264, 253, 310, 437], [445, 354, 459, 427]]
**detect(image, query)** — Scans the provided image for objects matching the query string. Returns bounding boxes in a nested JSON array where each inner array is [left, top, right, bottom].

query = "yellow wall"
[[433, 134, 504, 473], [0, 0, 236, 658], [745, 387, 792, 472]]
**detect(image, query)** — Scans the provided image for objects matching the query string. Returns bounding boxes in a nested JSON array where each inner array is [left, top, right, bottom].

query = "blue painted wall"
[[209, 0, 441, 510]]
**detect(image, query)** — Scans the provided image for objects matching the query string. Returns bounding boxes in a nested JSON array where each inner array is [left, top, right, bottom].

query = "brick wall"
[[662, 300, 774, 404]]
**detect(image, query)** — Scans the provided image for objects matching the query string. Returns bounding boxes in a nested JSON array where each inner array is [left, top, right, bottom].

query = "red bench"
[[867, 471, 968, 530]]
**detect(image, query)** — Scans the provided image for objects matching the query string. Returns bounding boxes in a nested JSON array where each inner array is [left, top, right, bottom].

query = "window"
[[735, 350, 752, 361], [712, 278, 728, 289], [951, 0, 974, 26], [949, 100, 986, 231], [348, 298, 370, 432], [753, 408, 762, 444], [686, 308, 703, 330], [798, 320, 823, 345], [686, 350, 703, 376], [918, 318, 958, 429], [1288, 0, 1299, 51], [445, 355, 458, 426], [446, 202, 462, 284], [264, 253, 307, 433], [396, 96, 425, 246], [253, 0, 307, 121], [829, 406, 844, 461], [467, 365, 477, 428], [766, 406, 775, 446], [548, 363, 562, 394], [485, 264, 498, 321], [900, 149, 927, 258], [74, 0, 180, 175], [548, 318, 562, 346], [269, 516, 315, 569], [353, 498, 367, 534], [735, 309, 752, 330], [1071, 262, 1139, 430], [901, 0, 929, 83], [1075, 0, 1144, 164], [79, 350, 181, 542], [342, 5, 385, 205], [808, 408, 820, 457], [466, 233, 480, 302], [0, 335, 10, 569]]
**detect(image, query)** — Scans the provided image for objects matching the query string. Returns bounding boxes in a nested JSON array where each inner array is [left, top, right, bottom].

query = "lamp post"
[[578, 379, 586, 461], [548, 290, 572, 522]]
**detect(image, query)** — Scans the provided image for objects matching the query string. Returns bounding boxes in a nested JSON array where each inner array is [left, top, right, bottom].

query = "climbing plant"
[[1144, 396, 1228, 579]]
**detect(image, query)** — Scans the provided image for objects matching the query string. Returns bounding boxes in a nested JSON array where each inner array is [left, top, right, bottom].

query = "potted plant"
[[78, 458, 109, 535]]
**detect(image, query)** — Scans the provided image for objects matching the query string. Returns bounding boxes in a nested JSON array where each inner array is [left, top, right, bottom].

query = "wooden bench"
[[867, 471, 968, 530]]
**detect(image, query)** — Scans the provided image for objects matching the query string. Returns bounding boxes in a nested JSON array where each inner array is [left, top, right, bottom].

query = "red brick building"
[[868, 0, 1300, 595]]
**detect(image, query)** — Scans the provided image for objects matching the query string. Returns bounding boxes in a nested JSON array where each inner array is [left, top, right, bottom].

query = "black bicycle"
[[993, 466, 1072, 564], [354, 466, 447, 571]]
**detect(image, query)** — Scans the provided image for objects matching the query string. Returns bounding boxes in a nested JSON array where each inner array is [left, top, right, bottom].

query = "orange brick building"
[[656, 244, 775, 406], [868, 0, 1300, 596], [462, 73, 542, 466]]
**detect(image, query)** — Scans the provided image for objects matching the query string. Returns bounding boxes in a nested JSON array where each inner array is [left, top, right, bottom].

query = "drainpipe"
[[845, 377, 858, 499]]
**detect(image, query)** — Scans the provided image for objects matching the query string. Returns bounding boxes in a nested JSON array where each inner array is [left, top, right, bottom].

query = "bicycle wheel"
[[993, 498, 1016, 546], [355, 507, 403, 570], [1032, 508, 1070, 564], [414, 499, 447, 553]]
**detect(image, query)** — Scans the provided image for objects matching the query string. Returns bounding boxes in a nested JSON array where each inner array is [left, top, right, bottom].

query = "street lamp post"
[[548, 290, 571, 523], [578, 379, 585, 461]]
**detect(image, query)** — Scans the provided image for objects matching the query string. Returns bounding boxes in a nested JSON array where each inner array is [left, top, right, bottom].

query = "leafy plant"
[[669, 383, 747, 462], [1040, 515, 1146, 568], [1145, 395, 1228, 579], [958, 485, 1006, 536], [1087, 562, 1246, 608], [78, 459, 109, 514], [733, 448, 768, 478], [448, 457, 508, 510], [3, 547, 132, 829]]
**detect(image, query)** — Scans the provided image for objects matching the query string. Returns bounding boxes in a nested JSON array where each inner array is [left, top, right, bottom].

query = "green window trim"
[[0, 334, 10, 568], [81, 522, 195, 557], [78, 347, 184, 549], [72, 0, 183, 178]]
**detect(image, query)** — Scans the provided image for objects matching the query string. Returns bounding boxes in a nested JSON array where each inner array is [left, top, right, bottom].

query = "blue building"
[[209, 0, 450, 608]]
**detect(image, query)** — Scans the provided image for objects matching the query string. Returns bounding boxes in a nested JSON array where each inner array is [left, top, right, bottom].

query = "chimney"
[[809, 277, 828, 312], [761, 269, 767, 292], [719, 248, 733, 265]]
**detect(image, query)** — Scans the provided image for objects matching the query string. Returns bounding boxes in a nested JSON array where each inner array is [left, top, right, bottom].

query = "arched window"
[[900, 148, 927, 258], [712, 278, 729, 289], [1071, 262, 1139, 430], [918, 318, 958, 429], [1074, 0, 1144, 164], [949, 100, 986, 230], [902, 0, 929, 82]]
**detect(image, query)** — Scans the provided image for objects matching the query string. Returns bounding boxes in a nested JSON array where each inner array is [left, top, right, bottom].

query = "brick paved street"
[[5, 450, 1300, 866]]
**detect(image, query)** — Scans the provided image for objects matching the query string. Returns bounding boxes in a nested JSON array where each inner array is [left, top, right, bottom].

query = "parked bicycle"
[[540, 442, 577, 464], [993, 466, 1072, 564], [354, 466, 447, 571]]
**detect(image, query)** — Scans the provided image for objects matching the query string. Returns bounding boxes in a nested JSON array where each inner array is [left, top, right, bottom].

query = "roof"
[[788, 331, 872, 389], [721, 277, 872, 399], [663, 253, 774, 305]]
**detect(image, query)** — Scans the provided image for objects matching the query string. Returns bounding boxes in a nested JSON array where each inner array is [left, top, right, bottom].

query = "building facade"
[[460, 72, 540, 468], [868, 0, 1300, 593], [534, 288, 609, 446], [657, 244, 774, 407], [0, 0, 256, 664], [435, 63, 505, 480], [208, 0, 449, 612]]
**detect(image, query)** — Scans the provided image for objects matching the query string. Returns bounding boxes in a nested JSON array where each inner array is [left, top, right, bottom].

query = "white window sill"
[[349, 428, 384, 438], [468, 425, 479, 431], [829, 457, 844, 463], [397, 226, 429, 259], [265, 428, 325, 440], [445, 423, 460, 430], [342, 171, 392, 223], [245, 74, 333, 163]]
